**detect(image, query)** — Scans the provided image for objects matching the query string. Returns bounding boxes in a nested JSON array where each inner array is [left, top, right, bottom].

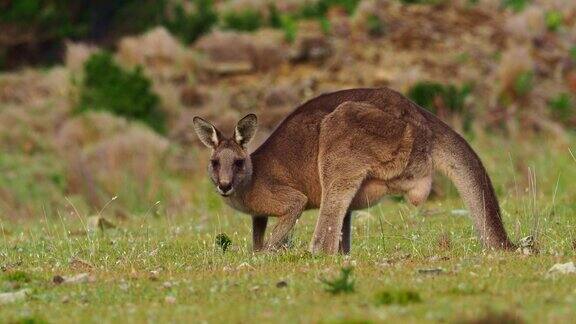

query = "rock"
[[0, 289, 31, 305], [264, 85, 300, 108], [289, 21, 332, 62], [65, 41, 99, 73], [180, 86, 206, 107], [87, 215, 116, 232], [165, 296, 177, 304], [236, 262, 255, 271], [195, 30, 286, 75], [53, 273, 93, 285], [517, 235, 537, 255], [117, 27, 193, 81], [451, 209, 469, 216], [566, 71, 576, 93], [276, 280, 288, 288], [417, 268, 445, 275], [548, 262, 576, 275]]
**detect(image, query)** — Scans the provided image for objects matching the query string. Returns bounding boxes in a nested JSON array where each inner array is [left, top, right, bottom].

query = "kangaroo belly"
[[350, 179, 389, 209]]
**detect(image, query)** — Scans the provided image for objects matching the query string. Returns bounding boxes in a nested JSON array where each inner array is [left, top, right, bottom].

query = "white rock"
[[0, 289, 31, 305], [548, 262, 576, 275]]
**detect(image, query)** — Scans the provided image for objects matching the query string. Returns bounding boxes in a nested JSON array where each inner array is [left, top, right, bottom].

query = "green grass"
[[0, 135, 575, 323]]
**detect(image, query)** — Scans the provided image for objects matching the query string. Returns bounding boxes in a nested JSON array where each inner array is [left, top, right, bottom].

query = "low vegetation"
[[76, 52, 164, 134], [0, 134, 575, 322]]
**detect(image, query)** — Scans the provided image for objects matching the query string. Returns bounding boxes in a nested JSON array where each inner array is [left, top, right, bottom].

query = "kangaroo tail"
[[431, 122, 515, 250]]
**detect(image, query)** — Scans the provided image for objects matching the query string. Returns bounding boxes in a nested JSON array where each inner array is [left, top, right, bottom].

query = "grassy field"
[[1, 135, 575, 323]]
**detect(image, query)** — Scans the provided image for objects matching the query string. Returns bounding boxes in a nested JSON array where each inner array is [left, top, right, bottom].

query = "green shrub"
[[268, 4, 282, 28], [374, 290, 422, 305], [280, 15, 298, 43], [501, 0, 530, 12], [215, 233, 232, 252], [77, 52, 164, 133], [513, 71, 534, 97], [298, 0, 361, 18], [11, 316, 50, 324], [571, 46, 576, 61], [407, 81, 472, 114], [366, 14, 386, 37], [3, 270, 32, 283], [163, 0, 217, 43], [222, 9, 263, 32], [548, 93, 573, 123], [321, 266, 355, 295], [545, 10, 563, 32]]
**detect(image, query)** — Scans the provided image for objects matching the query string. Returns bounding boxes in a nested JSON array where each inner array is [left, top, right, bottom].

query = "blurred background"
[[0, 0, 574, 222]]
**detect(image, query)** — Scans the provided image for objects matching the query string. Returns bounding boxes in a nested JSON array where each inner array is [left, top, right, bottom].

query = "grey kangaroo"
[[193, 88, 515, 255]]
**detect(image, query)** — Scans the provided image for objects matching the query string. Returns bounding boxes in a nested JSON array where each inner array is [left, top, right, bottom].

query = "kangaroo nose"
[[218, 182, 232, 193]]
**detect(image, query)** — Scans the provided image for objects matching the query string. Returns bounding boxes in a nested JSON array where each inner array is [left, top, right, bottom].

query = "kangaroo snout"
[[217, 181, 233, 195]]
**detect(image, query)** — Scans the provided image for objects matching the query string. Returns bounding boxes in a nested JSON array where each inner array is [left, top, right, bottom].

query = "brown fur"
[[193, 88, 515, 254]]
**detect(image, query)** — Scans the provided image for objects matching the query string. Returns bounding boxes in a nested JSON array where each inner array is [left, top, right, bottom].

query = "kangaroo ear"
[[234, 113, 258, 147], [193, 116, 221, 148]]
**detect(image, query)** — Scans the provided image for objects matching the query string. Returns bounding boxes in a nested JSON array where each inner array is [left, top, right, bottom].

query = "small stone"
[[0, 289, 31, 305], [276, 280, 288, 288], [548, 262, 576, 275], [165, 296, 177, 304], [53, 275, 65, 285], [236, 262, 254, 271], [417, 268, 445, 275], [163, 281, 173, 289]]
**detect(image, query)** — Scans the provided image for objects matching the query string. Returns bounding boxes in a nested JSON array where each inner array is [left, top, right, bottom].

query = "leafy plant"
[[298, 0, 361, 18], [77, 52, 164, 133], [407, 81, 472, 114], [3, 270, 32, 283], [268, 4, 282, 28], [501, 0, 530, 12], [11, 316, 50, 324], [222, 9, 263, 32], [513, 71, 534, 97], [320, 266, 355, 295], [366, 14, 385, 38], [548, 93, 573, 123], [374, 290, 422, 305], [163, 0, 217, 43], [545, 10, 563, 32], [280, 15, 298, 43], [215, 233, 232, 252]]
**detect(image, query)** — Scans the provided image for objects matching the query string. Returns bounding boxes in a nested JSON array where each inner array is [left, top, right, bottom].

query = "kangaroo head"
[[192, 114, 258, 196]]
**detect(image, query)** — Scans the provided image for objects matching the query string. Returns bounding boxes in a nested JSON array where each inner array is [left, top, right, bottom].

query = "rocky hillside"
[[0, 0, 574, 219]]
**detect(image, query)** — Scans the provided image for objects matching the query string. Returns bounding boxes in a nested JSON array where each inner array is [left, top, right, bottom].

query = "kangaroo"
[[193, 87, 515, 255]]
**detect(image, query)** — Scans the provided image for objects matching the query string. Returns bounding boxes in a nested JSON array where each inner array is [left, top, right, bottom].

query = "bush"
[[222, 9, 263, 32], [513, 71, 534, 97], [280, 15, 298, 43], [374, 290, 422, 305], [548, 93, 573, 123], [408, 81, 474, 132], [366, 15, 386, 38], [545, 11, 563, 32], [77, 52, 164, 133], [501, 0, 530, 12], [407, 81, 472, 114], [320, 267, 355, 295], [163, 0, 218, 44]]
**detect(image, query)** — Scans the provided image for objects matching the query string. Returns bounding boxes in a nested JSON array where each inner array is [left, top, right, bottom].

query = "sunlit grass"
[[0, 134, 575, 323]]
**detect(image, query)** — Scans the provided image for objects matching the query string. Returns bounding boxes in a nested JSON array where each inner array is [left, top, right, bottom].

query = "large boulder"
[[195, 29, 287, 75]]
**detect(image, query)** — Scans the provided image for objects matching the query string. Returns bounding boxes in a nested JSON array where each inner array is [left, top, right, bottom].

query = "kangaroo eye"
[[234, 159, 245, 168], [210, 160, 219, 168]]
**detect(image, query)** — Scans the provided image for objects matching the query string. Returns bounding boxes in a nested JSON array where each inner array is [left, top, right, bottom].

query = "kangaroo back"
[[431, 122, 515, 249]]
